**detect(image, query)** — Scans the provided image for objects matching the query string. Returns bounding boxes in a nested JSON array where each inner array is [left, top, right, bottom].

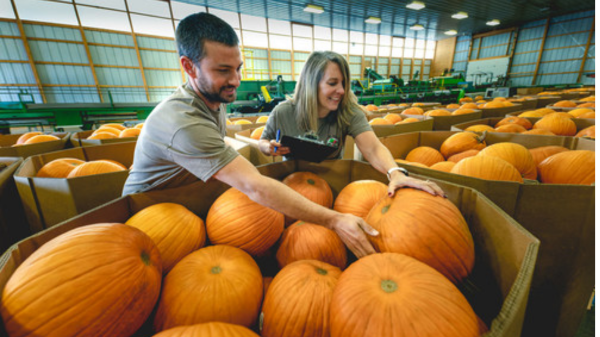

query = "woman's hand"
[[387, 171, 446, 198], [258, 139, 291, 156]]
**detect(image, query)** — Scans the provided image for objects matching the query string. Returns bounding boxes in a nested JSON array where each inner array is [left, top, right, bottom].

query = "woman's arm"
[[354, 131, 445, 197]]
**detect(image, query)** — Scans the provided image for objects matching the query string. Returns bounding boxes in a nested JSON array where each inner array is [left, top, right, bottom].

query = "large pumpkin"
[[478, 142, 537, 179], [495, 116, 532, 130], [154, 245, 263, 331], [365, 188, 474, 284], [537, 150, 595, 185], [405, 146, 445, 167], [206, 187, 284, 256], [333, 180, 387, 218], [119, 128, 141, 138], [276, 221, 347, 270], [282, 171, 333, 225], [67, 160, 127, 178], [575, 125, 595, 139], [22, 134, 60, 144], [15, 131, 42, 145], [0, 223, 162, 337], [451, 155, 524, 183], [429, 161, 456, 172], [447, 149, 480, 163], [329, 253, 479, 337], [153, 322, 260, 337], [533, 114, 577, 136], [36, 157, 85, 178], [126, 203, 206, 274], [529, 146, 570, 166], [439, 132, 486, 159], [261, 260, 341, 337]]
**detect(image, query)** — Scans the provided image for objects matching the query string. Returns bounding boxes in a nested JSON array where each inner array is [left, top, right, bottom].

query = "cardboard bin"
[[70, 130, 139, 147], [226, 116, 266, 138], [0, 159, 539, 337], [357, 131, 594, 337], [479, 103, 523, 118], [425, 109, 483, 130], [0, 132, 69, 158], [0, 157, 29, 254], [451, 117, 595, 136]]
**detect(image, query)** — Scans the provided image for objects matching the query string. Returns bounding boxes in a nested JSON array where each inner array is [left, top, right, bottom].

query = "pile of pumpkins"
[[11, 132, 61, 146], [464, 110, 595, 138], [35, 157, 127, 178], [87, 123, 143, 140], [0, 172, 487, 337], [396, 132, 594, 185]]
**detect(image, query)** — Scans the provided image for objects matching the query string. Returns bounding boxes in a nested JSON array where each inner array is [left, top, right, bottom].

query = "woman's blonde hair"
[[292, 51, 364, 132]]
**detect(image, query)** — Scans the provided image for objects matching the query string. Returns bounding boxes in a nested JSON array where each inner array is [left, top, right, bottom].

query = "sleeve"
[[348, 108, 373, 138], [168, 123, 239, 182], [261, 107, 279, 141]]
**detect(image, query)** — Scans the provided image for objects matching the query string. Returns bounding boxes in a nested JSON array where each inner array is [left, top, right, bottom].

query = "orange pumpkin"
[[383, 113, 402, 124], [206, 187, 283, 255], [440, 132, 486, 159], [134, 123, 145, 129], [533, 114, 577, 136], [482, 101, 505, 108], [119, 128, 141, 138], [577, 102, 595, 108], [568, 108, 594, 118], [364, 104, 379, 112], [464, 124, 494, 133], [401, 107, 424, 115], [23, 134, 60, 144], [67, 160, 127, 178], [495, 116, 532, 130], [0, 223, 162, 337], [95, 126, 122, 137], [479, 143, 537, 179], [452, 108, 476, 116], [99, 123, 126, 131], [405, 146, 445, 167], [250, 126, 265, 140], [424, 109, 451, 117], [461, 103, 478, 109], [429, 161, 456, 172], [578, 111, 595, 119], [15, 131, 42, 145], [282, 171, 333, 225], [234, 119, 252, 125], [447, 149, 480, 163], [518, 111, 543, 118], [553, 100, 577, 108], [330, 253, 479, 337], [126, 203, 206, 274], [153, 322, 260, 337], [534, 108, 555, 116], [87, 132, 117, 140], [537, 150, 595, 185], [276, 221, 347, 269], [369, 117, 392, 125], [521, 129, 555, 136], [575, 125, 595, 139], [459, 97, 473, 103], [446, 103, 460, 109], [494, 123, 527, 133], [451, 155, 524, 183], [333, 180, 387, 219], [529, 146, 570, 166], [154, 245, 263, 331], [256, 116, 269, 124], [36, 158, 85, 178], [396, 117, 419, 124], [261, 260, 341, 337], [365, 188, 474, 284]]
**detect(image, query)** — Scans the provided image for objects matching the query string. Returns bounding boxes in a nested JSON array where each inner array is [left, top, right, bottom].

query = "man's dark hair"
[[176, 12, 239, 63]]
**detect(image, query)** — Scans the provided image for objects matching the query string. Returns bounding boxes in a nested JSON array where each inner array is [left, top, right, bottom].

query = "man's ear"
[[181, 56, 196, 78]]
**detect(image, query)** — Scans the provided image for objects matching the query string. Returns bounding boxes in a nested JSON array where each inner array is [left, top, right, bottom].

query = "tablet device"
[[280, 135, 338, 163]]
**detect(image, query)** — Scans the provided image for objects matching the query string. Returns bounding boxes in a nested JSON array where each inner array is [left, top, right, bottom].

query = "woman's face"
[[317, 62, 345, 117]]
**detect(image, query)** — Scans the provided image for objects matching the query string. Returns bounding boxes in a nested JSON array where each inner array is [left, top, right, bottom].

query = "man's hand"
[[388, 171, 446, 198], [329, 213, 379, 258]]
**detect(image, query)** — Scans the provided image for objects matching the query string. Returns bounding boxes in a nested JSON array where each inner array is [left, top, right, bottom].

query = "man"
[[123, 12, 422, 258]]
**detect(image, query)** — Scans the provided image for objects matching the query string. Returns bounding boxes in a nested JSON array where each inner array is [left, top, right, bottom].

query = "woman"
[[259, 51, 444, 197]]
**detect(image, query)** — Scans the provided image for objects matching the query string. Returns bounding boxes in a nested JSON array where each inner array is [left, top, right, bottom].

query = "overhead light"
[[365, 16, 382, 24], [486, 19, 501, 26], [444, 30, 457, 35], [406, 1, 425, 10], [451, 11, 469, 19], [303, 4, 324, 14], [410, 24, 424, 30]]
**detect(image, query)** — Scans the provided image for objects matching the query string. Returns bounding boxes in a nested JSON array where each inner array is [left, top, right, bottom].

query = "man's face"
[[191, 41, 243, 106]]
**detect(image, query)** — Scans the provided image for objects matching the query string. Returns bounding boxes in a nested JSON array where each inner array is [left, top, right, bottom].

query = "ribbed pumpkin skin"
[[538, 150, 595, 185], [464, 124, 494, 133], [429, 161, 456, 172], [206, 187, 284, 256], [447, 149, 480, 163], [533, 114, 577, 136], [0, 223, 162, 337], [495, 116, 532, 130], [276, 221, 347, 270], [494, 123, 527, 133], [119, 128, 141, 138], [440, 132, 486, 159], [333, 180, 387, 218], [478, 142, 537, 179], [282, 172, 333, 225], [153, 322, 260, 337], [67, 160, 126, 178], [154, 245, 263, 331], [261, 260, 341, 337], [405, 146, 445, 167], [365, 189, 474, 284], [126, 202, 206, 274], [36, 157, 85, 178], [529, 146, 570, 166], [15, 131, 42, 145], [23, 134, 60, 144], [451, 155, 524, 183], [329, 253, 479, 337], [575, 125, 595, 139]]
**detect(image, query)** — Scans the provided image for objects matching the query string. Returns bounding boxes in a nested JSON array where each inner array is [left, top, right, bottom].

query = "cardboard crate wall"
[[70, 130, 138, 147], [0, 158, 29, 254], [0, 133, 70, 158], [357, 131, 594, 337], [0, 160, 539, 337]]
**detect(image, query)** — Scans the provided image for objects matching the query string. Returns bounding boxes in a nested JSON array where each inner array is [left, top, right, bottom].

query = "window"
[[268, 19, 291, 35], [241, 14, 266, 32]]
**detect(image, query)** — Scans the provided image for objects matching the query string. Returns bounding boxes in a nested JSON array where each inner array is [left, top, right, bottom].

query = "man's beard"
[[197, 76, 237, 104]]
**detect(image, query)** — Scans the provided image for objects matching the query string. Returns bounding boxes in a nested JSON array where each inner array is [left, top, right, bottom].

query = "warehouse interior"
[[0, 0, 596, 337]]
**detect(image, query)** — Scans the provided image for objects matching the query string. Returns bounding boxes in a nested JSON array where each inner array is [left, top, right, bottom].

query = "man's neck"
[[188, 81, 221, 111]]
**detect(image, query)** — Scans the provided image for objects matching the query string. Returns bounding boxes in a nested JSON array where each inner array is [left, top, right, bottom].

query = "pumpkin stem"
[[307, 179, 315, 185], [478, 131, 488, 143], [296, 221, 305, 226], [211, 266, 222, 274], [140, 251, 151, 265], [381, 280, 398, 293], [316, 267, 328, 275], [381, 204, 391, 214]]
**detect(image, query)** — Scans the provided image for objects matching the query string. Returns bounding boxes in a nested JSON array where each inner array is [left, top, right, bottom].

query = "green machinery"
[[227, 76, 295, 114]]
